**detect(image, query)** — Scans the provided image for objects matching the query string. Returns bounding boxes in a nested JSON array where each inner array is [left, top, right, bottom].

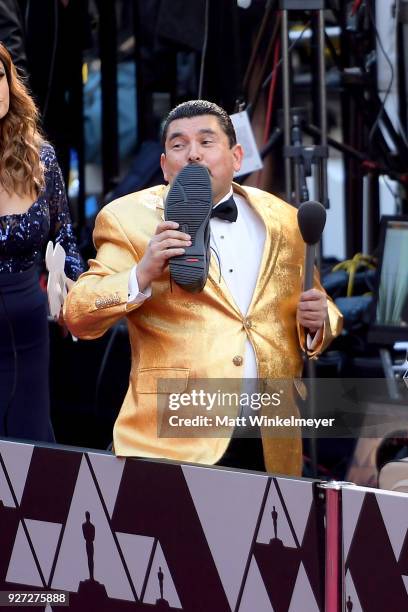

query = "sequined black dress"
[[0, 144, 85, 442]]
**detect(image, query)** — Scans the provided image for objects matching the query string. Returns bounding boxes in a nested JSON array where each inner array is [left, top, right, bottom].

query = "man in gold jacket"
[[64, 100, 342, 476]]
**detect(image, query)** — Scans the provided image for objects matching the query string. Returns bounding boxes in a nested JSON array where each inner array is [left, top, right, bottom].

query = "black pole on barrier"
[[279, 0, 329, 479]]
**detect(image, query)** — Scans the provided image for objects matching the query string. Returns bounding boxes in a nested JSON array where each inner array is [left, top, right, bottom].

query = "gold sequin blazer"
[[64, 183, 343, 476]]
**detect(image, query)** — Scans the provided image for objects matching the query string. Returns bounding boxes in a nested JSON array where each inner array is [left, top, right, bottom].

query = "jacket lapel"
[[207, 255, 242, 315], [207, 184, 282, 315], [237, 185, 282, 314]]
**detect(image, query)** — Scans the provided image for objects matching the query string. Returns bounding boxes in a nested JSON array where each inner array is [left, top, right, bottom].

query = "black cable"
[[305, 122, 408, 186], [246, 20, 311, 117], [198, 0, 210, 99], [367, 2, 395, 148], [263, 20, 312, 90], [210, 245, 222, 284], [242, 0, 276, 91], [0, 289, 18, 437], [324, 28, 343, 71], [246, 13, 281, 119], [260, 126, 283, 159], [382, 175, 398, 200]]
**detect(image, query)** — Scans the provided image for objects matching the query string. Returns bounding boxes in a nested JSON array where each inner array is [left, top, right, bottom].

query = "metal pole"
[[294, 162, 301, 206], [320, 482, 343, 612], [280, 1, 328, 479], [282, 10, 292, 203], [306, 7, 329, 478], [318, 8, 328, 207]]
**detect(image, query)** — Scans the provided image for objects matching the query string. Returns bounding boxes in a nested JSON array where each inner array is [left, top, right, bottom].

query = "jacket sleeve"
[[45, 145, 85, 280], [64, 205, 144, 339]]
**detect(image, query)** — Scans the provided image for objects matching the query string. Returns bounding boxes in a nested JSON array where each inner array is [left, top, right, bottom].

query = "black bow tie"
[[210, 196, 238, 222]]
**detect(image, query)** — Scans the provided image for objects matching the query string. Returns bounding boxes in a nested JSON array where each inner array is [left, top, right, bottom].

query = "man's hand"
[[137, 221, 192, 292], [297, 288, 328, 333]]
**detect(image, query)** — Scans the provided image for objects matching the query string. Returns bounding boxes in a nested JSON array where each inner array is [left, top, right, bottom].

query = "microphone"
[[297, 200, 326, 291]]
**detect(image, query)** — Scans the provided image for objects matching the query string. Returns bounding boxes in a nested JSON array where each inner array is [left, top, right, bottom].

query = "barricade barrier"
[[1, 439, 406, 611]]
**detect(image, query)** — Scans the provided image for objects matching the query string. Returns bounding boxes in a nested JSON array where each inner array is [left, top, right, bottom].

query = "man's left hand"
[[297, 288, 327, 333]]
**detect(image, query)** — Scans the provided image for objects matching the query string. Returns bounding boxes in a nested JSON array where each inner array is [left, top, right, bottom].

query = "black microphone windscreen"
[[297, 200, 326, 245]]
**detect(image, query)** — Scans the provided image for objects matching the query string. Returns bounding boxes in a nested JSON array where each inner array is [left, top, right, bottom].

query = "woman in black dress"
[[0, 42, 85, 441]]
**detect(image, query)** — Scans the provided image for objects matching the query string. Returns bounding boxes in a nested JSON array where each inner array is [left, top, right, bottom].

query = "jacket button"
[[233, 355, 243, 366], [244, 317, 252, 329]]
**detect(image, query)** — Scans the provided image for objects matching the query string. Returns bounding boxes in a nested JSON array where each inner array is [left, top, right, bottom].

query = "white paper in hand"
[[46, 241, 67, 319], [45, 241, 77, 341]]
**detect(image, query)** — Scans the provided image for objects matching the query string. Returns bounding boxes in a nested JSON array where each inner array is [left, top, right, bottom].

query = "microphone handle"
[[304, 244, 316, 291]]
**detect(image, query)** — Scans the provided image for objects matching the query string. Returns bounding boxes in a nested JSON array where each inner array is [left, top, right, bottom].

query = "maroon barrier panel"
[[324, 485, 342, 612], [342, 484, 408, 611], [0, 440, 325, 612]]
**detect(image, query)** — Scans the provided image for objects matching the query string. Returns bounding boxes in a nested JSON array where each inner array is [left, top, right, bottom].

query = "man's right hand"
[[136, 221, 191, 292]]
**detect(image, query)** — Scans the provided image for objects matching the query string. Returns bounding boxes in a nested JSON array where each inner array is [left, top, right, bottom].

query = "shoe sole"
[[165, 164, 212, 293]]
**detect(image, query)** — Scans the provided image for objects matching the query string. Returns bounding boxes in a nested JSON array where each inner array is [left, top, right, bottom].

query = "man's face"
[[0, 61, 10, 120], [160, 114, 243, 204]]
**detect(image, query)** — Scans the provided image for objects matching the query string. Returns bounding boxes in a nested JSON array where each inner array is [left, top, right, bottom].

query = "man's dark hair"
[[161, 100, 237, 148]]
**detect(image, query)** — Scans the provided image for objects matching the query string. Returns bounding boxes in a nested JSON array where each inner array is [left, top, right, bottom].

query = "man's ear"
[[232, 144, 244, 173], [160, 152, 169, 183]]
